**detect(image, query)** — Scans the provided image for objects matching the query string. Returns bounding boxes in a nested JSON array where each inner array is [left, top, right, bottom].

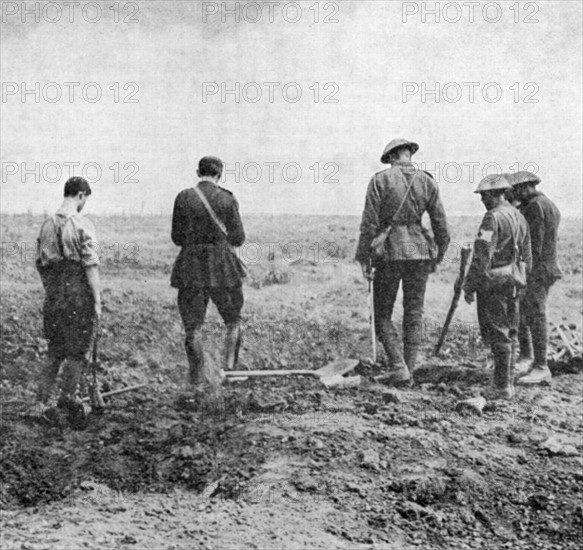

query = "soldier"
[[507, 171, 561, 385], [356, 139, 450, 385], [171, 156, 246, 397], [35, 176, 101, 413], [463, 175, 532, 400]]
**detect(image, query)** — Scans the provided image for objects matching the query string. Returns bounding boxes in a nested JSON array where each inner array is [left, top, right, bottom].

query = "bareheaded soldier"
[[171, 156, 246, 398], [356, 139, 450, 385], [507, 171, 561, 385], [463, 174, 532, 400], [36, 176, 101, 413]]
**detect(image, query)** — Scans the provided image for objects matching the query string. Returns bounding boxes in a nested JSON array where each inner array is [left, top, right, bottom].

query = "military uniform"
[[171, 179, 246, 387], [356, 156, 450, 376], [517, 190, 561, 368], [463, 186, 532, 398], [464, 204, 532, 347], [36, 204, 100, 401]]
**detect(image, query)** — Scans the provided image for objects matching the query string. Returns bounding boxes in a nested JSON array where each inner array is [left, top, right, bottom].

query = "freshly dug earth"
[[1, 214, 582, 549]]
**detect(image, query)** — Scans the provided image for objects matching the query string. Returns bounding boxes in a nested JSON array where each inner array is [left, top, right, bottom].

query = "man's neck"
[[59, 198, 78, 213]]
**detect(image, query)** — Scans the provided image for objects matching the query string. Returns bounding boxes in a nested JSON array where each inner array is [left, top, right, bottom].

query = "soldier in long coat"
[[171, 156, 246, 393]]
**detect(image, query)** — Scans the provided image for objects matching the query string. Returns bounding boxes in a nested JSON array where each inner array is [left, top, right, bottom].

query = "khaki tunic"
[[464, 204, 532, 295], [464, 203, 532, 348], [355, 161, 450, 264]]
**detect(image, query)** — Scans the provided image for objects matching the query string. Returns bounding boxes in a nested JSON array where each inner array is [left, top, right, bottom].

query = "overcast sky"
[[1, 0, 582, 217]]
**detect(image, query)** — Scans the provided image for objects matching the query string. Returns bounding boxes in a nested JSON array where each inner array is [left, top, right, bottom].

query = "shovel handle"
[[81, 384, 146, 403], [224, 370, 319, 378]]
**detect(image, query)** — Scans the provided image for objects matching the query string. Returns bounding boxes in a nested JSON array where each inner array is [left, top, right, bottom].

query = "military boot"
[[185, 329, 205, 386], [378, 320, 410, 386], [518, 364, 552, 385], [530, 312, 549, 373], [490, 344, 514, 400], [404, 346, 420, 374], [516, 323, 534, 375], [189, 329, 225, 396], [224, 322, 242, 372]]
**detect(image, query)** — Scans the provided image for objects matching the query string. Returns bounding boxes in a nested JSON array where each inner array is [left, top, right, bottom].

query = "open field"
[[1, 213, 582, 550]]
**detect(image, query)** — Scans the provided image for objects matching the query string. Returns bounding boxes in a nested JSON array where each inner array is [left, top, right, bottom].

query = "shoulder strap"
[[392, 170, 421, 224], [194, 185, 228, 236]]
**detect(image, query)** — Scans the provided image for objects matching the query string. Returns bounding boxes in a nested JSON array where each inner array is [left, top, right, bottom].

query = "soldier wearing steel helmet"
[[506, 171, 561, 385], [356, 139, 450, 386], [463, 174, 532, 400]]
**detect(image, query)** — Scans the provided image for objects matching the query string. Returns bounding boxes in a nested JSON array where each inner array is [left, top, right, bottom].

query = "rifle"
[[434, 246, 471, 356]]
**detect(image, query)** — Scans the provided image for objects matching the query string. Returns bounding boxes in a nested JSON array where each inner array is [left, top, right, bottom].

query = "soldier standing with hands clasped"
[[463, 174, 532, 400], [171, 156, 246, 400], [356, 139, 450, 386], [506, 171, 561, 385], [35, 177, 101, 418]]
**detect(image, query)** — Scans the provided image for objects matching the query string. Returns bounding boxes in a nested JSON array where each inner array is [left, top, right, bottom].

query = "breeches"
[[477, 288, 519, 348], [177, 286, 244, 332], [373, 261, 431, 347]]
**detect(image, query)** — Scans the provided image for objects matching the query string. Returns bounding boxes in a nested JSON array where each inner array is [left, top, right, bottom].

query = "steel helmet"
[[474, 174, 512, 194], [380, 139, 419, 164], [505, 170, 541, 187]]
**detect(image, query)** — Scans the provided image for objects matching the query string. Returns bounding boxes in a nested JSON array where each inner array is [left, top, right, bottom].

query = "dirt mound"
[[1, 214, 582, 549]]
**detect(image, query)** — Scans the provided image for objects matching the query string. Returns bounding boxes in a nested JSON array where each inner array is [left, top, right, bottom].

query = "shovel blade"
[[315, 358, 359, 379]]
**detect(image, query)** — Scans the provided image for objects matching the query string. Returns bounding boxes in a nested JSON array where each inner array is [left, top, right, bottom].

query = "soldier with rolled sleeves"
[[35, 176, 101, 414], [507, 171, 561, 385], [463, 175, 532, 400], [171, 156, 246, 396], [356, 139, 450, 385]]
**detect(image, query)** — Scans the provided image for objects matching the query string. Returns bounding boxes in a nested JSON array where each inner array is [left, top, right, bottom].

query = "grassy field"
[[1, 213, 582, 549]]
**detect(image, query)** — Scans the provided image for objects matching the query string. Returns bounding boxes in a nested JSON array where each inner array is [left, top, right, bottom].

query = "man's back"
[[356, 161, 449, 262], [519, 192, 561, 283], [466, 203, 531, 285], [489, 203, 531, 269], [171, 181, 246, 289], [37, 207, 99, 270], [171, 182, 245, 248]]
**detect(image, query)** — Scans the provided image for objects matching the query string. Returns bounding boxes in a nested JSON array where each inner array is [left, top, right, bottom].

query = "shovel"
[[81, 384, 146, 404], [223, 358, 359, 384]]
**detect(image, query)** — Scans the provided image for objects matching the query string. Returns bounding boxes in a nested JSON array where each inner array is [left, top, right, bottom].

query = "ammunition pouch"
[[486, 260, 527, 291]]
